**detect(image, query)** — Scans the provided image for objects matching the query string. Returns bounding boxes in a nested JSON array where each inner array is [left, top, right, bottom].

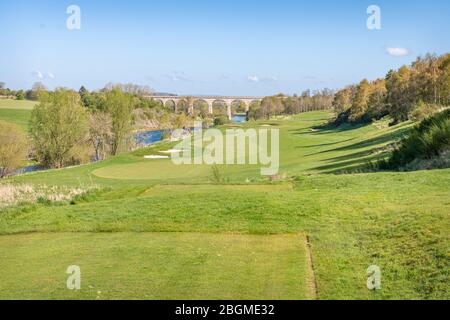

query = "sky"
[[0, 0, 449, 96]]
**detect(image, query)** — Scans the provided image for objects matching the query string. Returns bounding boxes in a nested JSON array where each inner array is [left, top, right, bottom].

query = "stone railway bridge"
[[144, 95, 263, 119]]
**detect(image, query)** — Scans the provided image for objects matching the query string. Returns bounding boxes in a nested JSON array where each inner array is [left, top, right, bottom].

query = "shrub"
[[16, 90, 25, 100], [0, 121, 28, 178], [410, 101, 440, 121], [213, 116, 230, 126], [380, 109, 450, 170]]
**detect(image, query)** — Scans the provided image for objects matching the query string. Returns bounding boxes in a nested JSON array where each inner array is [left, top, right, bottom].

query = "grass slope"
[[1, 111, 448, 300]]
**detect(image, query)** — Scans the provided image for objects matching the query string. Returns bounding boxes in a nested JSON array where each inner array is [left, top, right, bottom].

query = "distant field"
[[0, 99, 36, 110], [0, 233, 312, 300], [0, 109, 31, 130], [0, 99, 35, 130]]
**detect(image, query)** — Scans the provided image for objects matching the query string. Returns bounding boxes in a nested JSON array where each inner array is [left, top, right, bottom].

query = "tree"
[[332, 86, 354, 115], [348, 79, 371, 122], [16, 90, 25, 100], [29, 89, 88, 168], [437, 54, 450, 105], [88, 112, 113, 161], [0, 121, 28, 178], [104, 88, 135, 155], [79, 86, 90, 107], [26, 82, 47, 100], [366, 79, 387, 120], [386, 66, 414, 123]]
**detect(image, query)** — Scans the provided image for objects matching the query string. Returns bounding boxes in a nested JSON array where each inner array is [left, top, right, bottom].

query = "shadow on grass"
[[289, 122, 368, 136], [307, 125, 410, 158], [310, 154, 381, 173]]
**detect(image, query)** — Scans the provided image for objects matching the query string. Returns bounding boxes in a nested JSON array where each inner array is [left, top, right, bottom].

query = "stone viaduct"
[[144, 95, 263, 119]]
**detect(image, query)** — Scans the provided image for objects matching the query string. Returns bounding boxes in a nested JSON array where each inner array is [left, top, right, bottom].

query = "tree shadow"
[[300, 138, 356, 149], [310, 153, 382, 173], [307, 126, 409, 157]]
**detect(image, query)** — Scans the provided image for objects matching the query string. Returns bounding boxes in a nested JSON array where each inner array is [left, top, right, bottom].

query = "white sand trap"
[[159, 149, 183, 154], [144, 155, 170, 159], [260, 124, 272, 127]]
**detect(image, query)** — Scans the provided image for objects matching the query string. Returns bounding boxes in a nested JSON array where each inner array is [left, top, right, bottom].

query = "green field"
[[0, 99, 35, 130], [0, 111, 449, 300]]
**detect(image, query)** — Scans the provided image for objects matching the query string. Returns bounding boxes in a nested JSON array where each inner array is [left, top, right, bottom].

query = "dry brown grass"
[[0, 183, 95, 209]]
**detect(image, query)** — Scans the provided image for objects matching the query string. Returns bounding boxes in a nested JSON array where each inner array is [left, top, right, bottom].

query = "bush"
[[380, 109, 450, 170], [410, 101, 440, 121], [0, 121, 28, 177], [213, 116, 230, 126], [16, 90, 25, 100]]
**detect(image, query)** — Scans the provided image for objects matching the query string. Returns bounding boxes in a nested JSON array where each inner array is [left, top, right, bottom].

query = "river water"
[[136, 114, 247, 145], [13, 115, 247, 174]]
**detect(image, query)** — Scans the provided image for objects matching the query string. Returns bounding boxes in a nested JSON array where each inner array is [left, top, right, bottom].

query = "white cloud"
[[247, 75, 259, 82], [261, 76, 277, 82], [32, 71, 55, 80], [163, 71, 190, 82], [386, 47, 410, 57], [32, 71, 44, 79]]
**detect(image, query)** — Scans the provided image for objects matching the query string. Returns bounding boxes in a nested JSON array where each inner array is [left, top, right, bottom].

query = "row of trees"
[[29, 88, 136, 168], [333, 53, 450, 125], [0, 82, 48, 101], [248, 89, 334, 120]]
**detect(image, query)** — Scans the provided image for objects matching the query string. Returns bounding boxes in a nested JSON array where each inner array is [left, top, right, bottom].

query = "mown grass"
[[0, 233, 312, 300], [0, 99, 36, 110], [0, 109, 31, 131], [0, 111, 448, 300], [0, 99, 35, 131]]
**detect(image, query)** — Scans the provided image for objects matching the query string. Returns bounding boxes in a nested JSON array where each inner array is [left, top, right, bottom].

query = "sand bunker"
[[159, 149, 183, 154], [144, 155, 170, 159]]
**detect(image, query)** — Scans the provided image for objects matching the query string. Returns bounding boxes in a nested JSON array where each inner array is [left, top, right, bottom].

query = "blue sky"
[[1, 0, 449, 95]]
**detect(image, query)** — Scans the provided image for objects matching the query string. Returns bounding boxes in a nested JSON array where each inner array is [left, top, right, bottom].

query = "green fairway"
[[0, 99, 36, 110], [1, 111, 449, 300], [0, 99, 35, 130], [0, 232, 313, 300], [0, 109, 31, 131]]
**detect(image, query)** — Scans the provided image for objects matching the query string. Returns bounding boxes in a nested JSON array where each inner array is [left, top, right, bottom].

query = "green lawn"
[[0, 111, 448, 300]]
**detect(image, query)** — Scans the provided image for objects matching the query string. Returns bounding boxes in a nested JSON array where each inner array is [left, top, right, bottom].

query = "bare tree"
[[88, 112, 113, 161]]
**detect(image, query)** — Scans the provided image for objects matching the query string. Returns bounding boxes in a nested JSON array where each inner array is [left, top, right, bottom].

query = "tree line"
[[333, 53, 450, 125], [248, 89, 334, 120]]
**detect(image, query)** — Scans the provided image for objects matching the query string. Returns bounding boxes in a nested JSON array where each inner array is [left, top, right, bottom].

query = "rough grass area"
[[0, 233, 312, 300], [0, 183, 96, 209]]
